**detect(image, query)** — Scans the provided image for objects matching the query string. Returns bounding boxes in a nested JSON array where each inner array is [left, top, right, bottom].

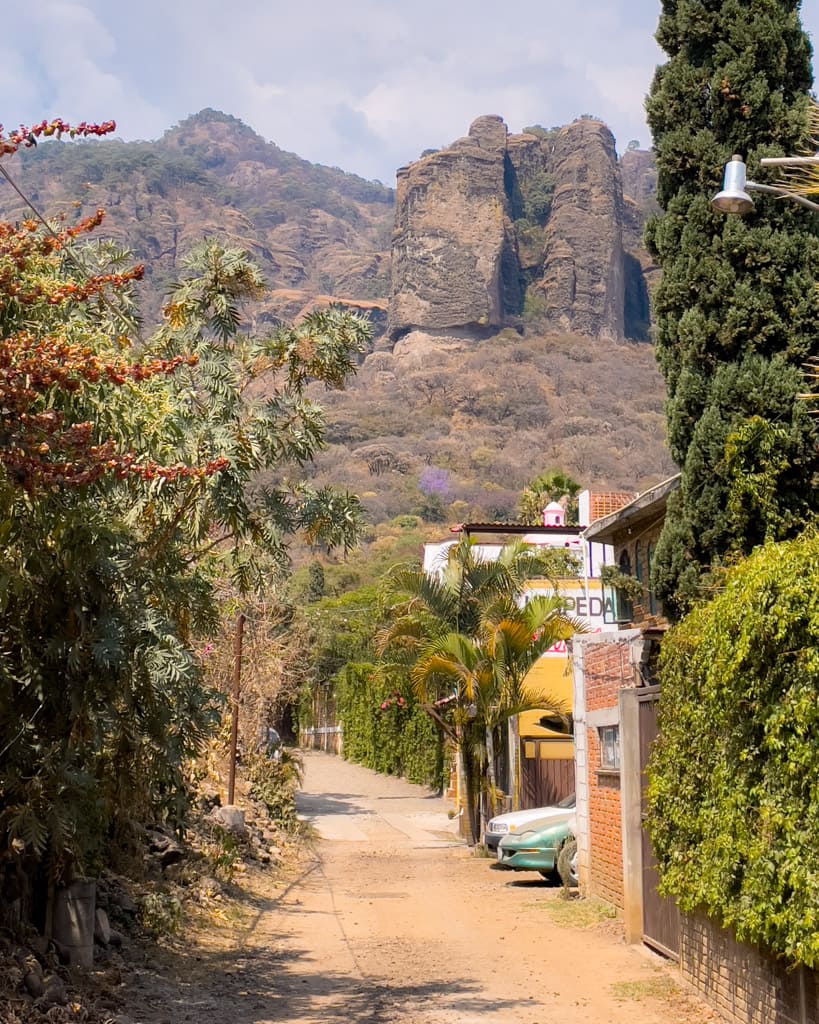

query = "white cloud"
[[2, 0, 818, 181]]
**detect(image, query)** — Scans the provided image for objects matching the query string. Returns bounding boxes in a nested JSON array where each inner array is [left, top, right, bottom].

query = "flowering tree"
[[0, 120, 369, 905]]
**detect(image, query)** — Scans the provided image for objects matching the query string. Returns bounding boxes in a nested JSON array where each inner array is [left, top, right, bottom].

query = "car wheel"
[[557, 839, 578, 887]]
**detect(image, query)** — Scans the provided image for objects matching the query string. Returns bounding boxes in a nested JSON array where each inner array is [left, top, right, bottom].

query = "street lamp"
[[712, 154, 819, 215]]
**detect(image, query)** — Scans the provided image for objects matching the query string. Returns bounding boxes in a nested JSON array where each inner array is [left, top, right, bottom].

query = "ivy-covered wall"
[[647, 531, 819, 967], [335, 662, 446, 790]]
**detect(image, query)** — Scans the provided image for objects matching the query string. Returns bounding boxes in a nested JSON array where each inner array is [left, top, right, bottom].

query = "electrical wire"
[[0, 161, 141, 337]]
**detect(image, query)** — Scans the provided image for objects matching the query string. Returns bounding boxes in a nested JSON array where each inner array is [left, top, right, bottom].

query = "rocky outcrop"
[[620, 149, 658, 211], [388, 116, 650, 345], [388, 116, 514, 341], [533, 119, 624, 341], [620, 149, 658, 343]]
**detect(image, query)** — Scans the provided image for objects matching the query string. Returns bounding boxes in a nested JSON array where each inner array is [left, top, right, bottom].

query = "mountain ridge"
[[0, 108, 672, 527]]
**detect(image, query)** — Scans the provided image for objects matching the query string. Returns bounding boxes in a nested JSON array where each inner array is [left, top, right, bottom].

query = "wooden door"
[[520, 740, 575, 808], [638, 690, 680, 958]]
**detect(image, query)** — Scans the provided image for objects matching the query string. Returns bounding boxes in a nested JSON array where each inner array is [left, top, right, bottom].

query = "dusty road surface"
[[126, 750, 717, 1024]]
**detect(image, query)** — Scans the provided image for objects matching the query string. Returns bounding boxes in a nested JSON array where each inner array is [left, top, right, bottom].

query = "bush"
[[647, 531, 819, 966], [335, 663, 446, 789], [245, 749, 304, 832]]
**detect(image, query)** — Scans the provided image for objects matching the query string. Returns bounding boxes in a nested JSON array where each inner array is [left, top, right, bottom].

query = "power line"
[[0, 161, 141, 337]]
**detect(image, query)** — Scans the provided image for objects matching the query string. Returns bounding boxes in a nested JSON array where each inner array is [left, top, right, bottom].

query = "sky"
[[4, 1, 819, 185]]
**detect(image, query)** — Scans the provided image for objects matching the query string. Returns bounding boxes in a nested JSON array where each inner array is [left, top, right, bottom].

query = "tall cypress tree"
[[645, 0, 819, 615]]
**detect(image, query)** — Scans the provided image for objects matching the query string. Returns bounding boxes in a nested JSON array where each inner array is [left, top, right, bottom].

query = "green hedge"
[[335, 662, 446, 789], [647, 531, 819, 966]]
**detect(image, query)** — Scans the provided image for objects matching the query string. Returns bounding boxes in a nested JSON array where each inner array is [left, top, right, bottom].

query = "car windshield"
[[557, 793, 576, 809]]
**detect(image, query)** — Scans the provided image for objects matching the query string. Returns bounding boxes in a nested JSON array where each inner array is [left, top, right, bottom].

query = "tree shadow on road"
[[296, 791, 376, 817], [124, 917, 532, 1023]]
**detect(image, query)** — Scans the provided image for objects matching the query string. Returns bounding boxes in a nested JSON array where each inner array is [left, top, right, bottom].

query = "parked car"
[[484, 793, 575, 853], [556, 813, 578, 887], [495, 801, 576, 881]]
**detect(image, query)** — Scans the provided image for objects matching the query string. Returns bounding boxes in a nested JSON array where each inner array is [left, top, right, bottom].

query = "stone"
[[52, 939, 72, 965], [23, 970, 44, 997], [94, 908, 111, 946], [388, 116, 512, 342], [108, 929, 124, 948], [146, 828, 185, 867], [42, 975, 67, 1006], [534, 119, 625, 341], [620, 148, 657, 209], [52, 878, 96, 968], [387, 113, 650, 348], [212, 805, 246, 834], [112, 890, 136, 914]]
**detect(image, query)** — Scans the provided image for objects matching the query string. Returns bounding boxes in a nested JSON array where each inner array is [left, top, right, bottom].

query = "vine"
[[599, 564, 644, 602], [335, 663, 446, 789], [647, 531, 819, 966]]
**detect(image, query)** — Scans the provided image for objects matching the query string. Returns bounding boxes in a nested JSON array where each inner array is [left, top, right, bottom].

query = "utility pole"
[[227, 612, 245, 806]]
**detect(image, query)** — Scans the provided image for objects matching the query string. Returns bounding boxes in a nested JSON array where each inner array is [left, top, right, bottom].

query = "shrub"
[[245, 749, 304, 832], [335, 663, 445, 789], [647, 531, 819, 966]]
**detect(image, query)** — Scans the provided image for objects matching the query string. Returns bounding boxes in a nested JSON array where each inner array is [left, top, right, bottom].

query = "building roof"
[[582, 474, 680, 543], [450, 522, 583, 537]]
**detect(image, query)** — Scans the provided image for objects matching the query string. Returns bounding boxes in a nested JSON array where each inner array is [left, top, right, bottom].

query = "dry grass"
[[530, 893, 617, 928], [610, 974, 682, 1002]]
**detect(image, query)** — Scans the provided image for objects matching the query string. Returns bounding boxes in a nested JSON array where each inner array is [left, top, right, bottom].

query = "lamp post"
[[712, 154, 819, 414], [712, 154, 819, 215]]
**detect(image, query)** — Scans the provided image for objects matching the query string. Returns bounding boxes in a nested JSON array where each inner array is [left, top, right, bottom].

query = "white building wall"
[[571, 639, 591, 889], [423, 534, 612, 582]]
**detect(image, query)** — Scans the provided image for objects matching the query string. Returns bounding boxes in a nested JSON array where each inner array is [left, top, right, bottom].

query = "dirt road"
[[125, 751, 717, 1024]]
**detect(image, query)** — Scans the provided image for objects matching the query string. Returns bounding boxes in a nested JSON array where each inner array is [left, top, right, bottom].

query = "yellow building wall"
[[517, 578, 607, 754]]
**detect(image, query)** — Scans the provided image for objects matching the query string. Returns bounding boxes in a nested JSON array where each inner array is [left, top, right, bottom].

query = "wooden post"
[[227, 612, 245, 806]]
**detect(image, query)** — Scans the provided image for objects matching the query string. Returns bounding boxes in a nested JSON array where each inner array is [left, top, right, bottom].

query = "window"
[[609, 551, 634, 623], [647, 542, 657, 615], [599, 725, 620, 771]]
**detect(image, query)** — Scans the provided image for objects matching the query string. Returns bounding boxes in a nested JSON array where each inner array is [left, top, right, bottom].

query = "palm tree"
[[411, 594, 583, 843], [379, 539, 584, 843], [518, 469, 581, 525], [379, 536, 570, 653]]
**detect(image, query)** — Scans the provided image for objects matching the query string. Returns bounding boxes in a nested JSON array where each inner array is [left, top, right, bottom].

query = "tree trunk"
[[507, 715, 520, 810], [459, 730, 480, 846], [485, 725, 497, 822]]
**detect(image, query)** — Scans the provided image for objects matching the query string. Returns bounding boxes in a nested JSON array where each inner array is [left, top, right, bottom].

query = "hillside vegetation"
[[307, 328, 673, 529], [0, 109, 672, 535]]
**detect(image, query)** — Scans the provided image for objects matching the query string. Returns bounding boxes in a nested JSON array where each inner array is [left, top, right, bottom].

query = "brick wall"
[[583, 638, 636, 909], [585, 640, 632, 713], [681, 912, 819, 1024]]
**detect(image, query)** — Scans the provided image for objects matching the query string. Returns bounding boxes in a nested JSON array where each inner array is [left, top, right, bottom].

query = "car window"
[[557, 793, 576, 809]]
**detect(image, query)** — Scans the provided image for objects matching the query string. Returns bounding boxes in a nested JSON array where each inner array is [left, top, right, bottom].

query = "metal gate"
[[520, 741, 575, 808], [638, 689, 680, 958]]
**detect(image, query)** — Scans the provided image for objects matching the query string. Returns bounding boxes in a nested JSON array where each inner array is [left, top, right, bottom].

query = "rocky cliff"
[[388, 116, 651, 344], [388, 116, 513, 342], [0, 109, 655, 346]]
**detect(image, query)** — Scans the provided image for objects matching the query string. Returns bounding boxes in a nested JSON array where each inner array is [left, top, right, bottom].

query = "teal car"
[[496, 811, 575, 881]]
